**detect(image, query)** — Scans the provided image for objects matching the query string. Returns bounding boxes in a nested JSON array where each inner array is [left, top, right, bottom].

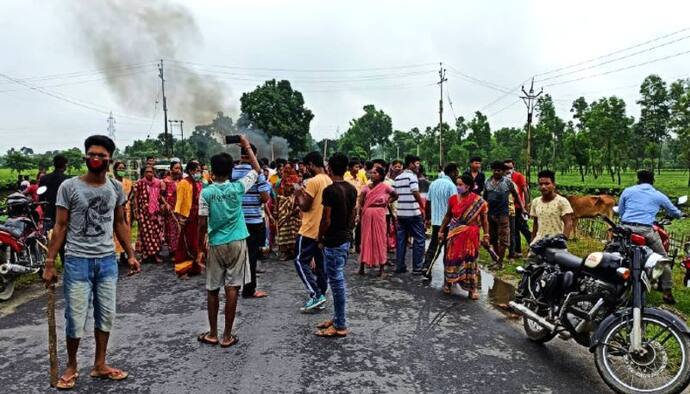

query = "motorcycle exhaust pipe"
[[509, 301, 571, 340], [509, 301, 557, 332], [0, 263, 35, 275]]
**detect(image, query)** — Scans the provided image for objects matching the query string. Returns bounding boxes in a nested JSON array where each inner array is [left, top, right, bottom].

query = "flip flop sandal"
[[56, 372, 79, 390], [249, 291, 268, 298], [197, 332, 219, 346], [470, 291, 480, 300], [316, 320, 333, 329], [220, 335, 239, 348], [90, 368, 128, 381], [315, 326, 348, 337]]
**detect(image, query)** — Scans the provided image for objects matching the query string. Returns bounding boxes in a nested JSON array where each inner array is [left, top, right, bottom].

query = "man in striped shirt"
[[394, 155, 426, 274], [231, 143, 271, 299]]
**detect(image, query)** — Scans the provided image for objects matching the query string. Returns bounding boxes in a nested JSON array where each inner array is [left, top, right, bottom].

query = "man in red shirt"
[[504, 159, 531, 258]]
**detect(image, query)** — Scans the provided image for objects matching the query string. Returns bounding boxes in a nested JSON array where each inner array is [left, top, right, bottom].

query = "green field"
[[528, 169, 689, 199]]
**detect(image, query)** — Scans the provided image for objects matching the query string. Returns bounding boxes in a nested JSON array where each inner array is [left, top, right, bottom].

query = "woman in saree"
[[113, 161, 133, 263], [438, 174, 490, 299], [174, 162, 203, 277], [358, 166, 398, 276], [162, 161, 183, 253], [133, 165, 165, 263], [275, 171, 301, 261]]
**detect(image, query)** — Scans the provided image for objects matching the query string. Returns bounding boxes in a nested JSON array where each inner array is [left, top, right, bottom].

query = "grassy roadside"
[[483, 236, 690, 322]]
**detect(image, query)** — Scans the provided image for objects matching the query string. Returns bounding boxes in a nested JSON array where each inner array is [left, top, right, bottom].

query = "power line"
[[0, 71, 152, 122], [534, 26, 690, 77], [543, 48, 690, 88], [535, 33, 690, 83], [0, 62, 156, 85], [167, 59, 437, 73], [446, 65, 512, 93]]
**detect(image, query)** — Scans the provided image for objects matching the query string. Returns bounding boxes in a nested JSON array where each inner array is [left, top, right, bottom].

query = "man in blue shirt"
[[231, 143, 271, 299], [421, 162, 459, 279], [619, 170, 682, 303]]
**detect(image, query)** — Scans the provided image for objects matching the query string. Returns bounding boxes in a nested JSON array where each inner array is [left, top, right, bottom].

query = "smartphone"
[[225, 135, 241, 144]]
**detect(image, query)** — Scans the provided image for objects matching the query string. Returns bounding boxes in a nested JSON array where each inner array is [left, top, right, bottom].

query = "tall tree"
[[534, 94, 565, 170], [338, 105, 392, 158], [637, 74, 670, 173], [240, 79, 314, 154], [466, 111, 492, 161], [668, 78, 690, 185], [3, 148, 34, 175]]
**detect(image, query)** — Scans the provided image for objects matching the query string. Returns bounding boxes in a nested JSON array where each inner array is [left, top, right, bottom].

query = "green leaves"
[[240, 79, 314, 155]]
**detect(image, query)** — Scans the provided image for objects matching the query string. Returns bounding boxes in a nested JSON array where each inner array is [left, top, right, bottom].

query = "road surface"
[[0, 253, 610, 393]]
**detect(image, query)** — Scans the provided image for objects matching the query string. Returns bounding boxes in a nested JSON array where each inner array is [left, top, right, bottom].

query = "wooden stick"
[[47, 284, 58, 387]]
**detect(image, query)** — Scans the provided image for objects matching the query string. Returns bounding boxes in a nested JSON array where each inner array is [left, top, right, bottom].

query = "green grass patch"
[[528, 169, 689, 199]]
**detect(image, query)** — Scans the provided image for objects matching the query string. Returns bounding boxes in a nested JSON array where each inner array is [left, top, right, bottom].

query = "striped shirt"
[[428, 174, 457, 226], [394, 170, 421, 217], [231, 163, 272, 224]]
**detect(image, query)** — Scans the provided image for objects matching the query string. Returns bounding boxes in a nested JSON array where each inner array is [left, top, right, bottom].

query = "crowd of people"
[[33, 133, 683, 390]]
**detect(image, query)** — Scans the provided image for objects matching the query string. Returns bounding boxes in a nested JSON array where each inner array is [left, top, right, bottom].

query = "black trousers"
[[422, 225, 442, 270], [243, 222, 266, 297], [512, 208, 532, 255]]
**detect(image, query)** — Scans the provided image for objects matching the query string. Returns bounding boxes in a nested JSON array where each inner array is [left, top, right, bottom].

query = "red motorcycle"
[[0, 188, 48, 301]]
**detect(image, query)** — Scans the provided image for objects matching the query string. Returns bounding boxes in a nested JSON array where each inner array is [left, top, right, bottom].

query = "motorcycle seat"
[[544, 248, 583, 271], [0, 219, 26, 238]]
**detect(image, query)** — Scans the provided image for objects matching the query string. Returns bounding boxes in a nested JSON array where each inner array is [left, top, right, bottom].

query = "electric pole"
[[437, 62, 447, 169], [158, 59, 170, 157], [521, 78, 543, 183], [179, 120, 184, 140], [106, 111, 116, 141]]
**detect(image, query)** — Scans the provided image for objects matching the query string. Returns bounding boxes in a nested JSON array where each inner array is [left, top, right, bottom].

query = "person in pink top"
[[357, 166, 398, 276]]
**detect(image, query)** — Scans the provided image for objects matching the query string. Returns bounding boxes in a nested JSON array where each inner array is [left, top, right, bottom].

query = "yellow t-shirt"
[[298, 173, 333, 239], [529, 194, 574, 244], [175, 180, 193, 218]]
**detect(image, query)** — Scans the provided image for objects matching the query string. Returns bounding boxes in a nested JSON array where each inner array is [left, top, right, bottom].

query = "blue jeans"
[[396, 215, 425, 272], [294, 235, 327, 299], [63, 254, 118, 339], [324, 242, 349, 329]]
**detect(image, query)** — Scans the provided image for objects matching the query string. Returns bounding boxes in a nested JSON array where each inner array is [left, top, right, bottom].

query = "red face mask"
[[85, 157, 109, 173]]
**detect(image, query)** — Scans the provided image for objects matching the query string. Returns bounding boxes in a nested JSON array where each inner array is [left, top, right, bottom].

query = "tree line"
[[3, 74, 690, 187], [332, 74, 690, 186]]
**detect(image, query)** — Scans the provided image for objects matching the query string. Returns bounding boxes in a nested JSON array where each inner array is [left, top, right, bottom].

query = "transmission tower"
[[107, 111, 116, 140]]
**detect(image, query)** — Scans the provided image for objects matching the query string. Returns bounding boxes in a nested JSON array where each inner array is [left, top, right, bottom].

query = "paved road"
[[0, 253, 611, 393]]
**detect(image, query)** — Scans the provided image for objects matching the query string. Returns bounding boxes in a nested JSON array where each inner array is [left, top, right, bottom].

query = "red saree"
[[444, 193, 487, 292]]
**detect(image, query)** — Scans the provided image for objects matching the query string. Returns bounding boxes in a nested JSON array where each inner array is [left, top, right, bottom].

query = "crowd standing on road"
[[32, 133, 685, 390]]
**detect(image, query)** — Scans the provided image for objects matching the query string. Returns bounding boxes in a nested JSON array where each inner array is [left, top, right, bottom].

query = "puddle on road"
[[424, 246, 519, 318], [480, 268, 520, 319]]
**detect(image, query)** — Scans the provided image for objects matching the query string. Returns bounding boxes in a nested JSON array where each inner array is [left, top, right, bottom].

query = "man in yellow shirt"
[[294, 151, 332, 312]]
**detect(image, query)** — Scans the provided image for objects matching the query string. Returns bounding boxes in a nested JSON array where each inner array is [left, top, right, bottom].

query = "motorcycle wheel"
[[594, 314, 690, 394], [523, 316, 556, 344], [0, 276, 16, 301]]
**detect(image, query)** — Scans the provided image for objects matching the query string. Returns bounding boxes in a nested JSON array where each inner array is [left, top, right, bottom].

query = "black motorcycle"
[[510, 217, 690, 394]]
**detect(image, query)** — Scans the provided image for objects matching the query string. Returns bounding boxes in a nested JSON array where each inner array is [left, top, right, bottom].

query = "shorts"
[[63, 254, 118, 339], [206, 240, 251, 291]]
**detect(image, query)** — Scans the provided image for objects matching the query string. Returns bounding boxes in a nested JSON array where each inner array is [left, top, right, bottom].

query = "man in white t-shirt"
[[529, 170, 574, 245]]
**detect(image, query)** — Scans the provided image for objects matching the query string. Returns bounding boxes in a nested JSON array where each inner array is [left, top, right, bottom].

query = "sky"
[[1, 0, 689, 154]]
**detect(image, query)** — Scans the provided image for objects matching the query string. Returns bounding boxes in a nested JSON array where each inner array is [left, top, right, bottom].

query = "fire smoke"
[[67, 0, 230, 124]]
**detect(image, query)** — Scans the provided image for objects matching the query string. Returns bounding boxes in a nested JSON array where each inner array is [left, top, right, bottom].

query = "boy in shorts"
[[197, 136, 261, 348]]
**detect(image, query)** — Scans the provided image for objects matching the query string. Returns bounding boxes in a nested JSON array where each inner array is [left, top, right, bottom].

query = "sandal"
[[316, 320, 333, 329], [197, 332, 219, 346], [90, 368, 128, 381], [443, 286, 451, 294], [315, 326, 348, 337], [56, 372, 79, 390], [245, 290, 268, 298], [220, 335, 239, 348], [470, 291, 480, 300]]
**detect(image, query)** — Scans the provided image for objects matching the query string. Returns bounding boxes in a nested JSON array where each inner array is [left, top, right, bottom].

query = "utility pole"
[[158, 59, 170, 157], [437, 62, 447, 169], [106, 111, 116, 141], [179, 120, 184, 140], [521, 78, 543, 183]]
